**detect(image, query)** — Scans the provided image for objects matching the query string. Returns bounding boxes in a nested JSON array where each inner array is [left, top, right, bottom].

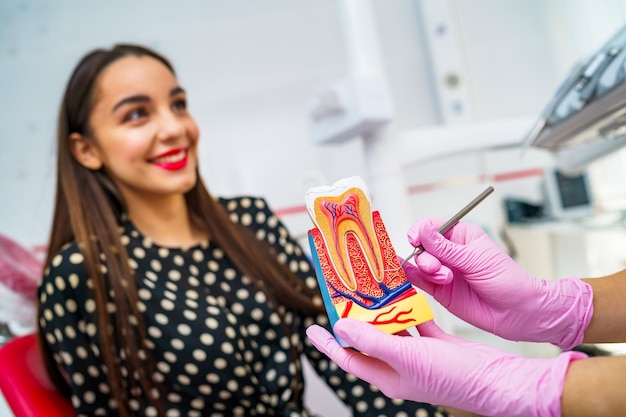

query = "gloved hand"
[[403, 218, 594, 350], [307, 318, 586, 417]]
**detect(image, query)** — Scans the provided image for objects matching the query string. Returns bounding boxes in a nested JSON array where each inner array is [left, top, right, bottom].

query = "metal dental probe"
[[399, 186, 495, 268]]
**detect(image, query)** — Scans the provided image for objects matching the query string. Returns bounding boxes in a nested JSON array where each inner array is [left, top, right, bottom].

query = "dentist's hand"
[[403, 219, 593, 349], [307, 319, 586, 417]]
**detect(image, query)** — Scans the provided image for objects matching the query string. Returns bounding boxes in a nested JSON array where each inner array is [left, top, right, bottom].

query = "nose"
[[156, 108, 185, 142]]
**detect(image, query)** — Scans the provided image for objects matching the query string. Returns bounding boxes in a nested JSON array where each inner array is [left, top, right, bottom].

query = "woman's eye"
[[124, 107, 148, 122], [172, 99, 187, 111]]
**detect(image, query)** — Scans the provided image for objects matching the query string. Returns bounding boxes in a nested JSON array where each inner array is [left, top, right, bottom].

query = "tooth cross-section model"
[[306, 176, 433, 345]]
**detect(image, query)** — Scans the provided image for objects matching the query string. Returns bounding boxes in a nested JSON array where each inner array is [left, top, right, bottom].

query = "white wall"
[[2, 0, 626, 246], [2, 1, 626, 416]]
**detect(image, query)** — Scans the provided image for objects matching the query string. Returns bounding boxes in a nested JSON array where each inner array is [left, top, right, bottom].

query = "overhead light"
[[525, 24, 626, 172]]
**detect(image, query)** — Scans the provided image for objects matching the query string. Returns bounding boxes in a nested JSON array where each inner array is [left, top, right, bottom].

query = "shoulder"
[[39, 241, 89, 295], [218, 195, 285, 236], [218, 196, 279, 226], [218, 196, 272, 216], [44, 241, 87, 275]]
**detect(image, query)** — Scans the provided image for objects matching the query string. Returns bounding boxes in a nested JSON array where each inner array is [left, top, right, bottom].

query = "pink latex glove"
[[307, 318, 586, 417], [403, 218, 593, 350]]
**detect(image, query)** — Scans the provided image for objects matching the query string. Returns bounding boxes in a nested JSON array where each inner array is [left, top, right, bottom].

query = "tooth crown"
[[306, 176, 433, 345]]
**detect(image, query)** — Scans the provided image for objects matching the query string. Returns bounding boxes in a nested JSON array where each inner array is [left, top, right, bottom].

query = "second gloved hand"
[[307, 319, 586, 417], [403, 219, 593, 349]]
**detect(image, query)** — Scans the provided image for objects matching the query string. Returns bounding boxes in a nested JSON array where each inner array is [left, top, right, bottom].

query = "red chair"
[[0, 334, 75, 417]]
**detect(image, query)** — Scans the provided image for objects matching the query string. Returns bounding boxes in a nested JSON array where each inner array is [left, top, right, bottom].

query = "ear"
[[69, 133, 103, 170]]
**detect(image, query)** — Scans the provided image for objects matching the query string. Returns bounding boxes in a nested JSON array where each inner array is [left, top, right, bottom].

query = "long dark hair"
[[39, 43, 323, 416]]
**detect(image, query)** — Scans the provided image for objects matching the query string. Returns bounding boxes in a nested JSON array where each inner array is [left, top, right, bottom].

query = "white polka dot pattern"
[[38, 197, 447, 417]]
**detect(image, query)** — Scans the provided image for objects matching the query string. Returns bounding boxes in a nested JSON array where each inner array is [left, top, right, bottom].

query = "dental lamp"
[[525, 23, 626, 174]]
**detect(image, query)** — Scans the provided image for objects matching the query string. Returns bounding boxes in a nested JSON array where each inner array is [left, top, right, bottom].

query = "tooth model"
[[306, 176, 433, 345]]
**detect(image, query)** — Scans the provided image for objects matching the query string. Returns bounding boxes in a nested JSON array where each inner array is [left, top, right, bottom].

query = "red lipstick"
[[150, 148, 188, 171]]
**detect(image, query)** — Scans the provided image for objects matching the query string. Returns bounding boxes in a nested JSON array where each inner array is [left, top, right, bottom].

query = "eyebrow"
[[111, 86, 186, 113]]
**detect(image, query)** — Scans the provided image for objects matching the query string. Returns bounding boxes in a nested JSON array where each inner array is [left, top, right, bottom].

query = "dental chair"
[[0, 333, 75, 417]]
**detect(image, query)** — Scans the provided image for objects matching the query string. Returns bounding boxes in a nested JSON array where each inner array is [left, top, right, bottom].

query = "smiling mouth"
[[151, 148, 189, 170], [152, 149, 187, 164]]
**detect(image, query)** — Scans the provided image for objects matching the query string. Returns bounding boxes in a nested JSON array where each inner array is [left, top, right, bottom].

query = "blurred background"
[[2, 1, 626, 415]]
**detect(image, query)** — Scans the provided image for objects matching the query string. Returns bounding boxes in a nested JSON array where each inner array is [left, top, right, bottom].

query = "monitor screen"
[[555, 170, 592, 209], [542, 169, 594, 220]]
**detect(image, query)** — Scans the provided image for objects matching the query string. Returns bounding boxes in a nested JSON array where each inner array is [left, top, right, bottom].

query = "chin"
[[181, 182, 197, 194], [180, 175, 198, 194], [155, 166, 198, 195]]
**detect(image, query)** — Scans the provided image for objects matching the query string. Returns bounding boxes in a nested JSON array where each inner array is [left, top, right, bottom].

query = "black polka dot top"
[[39, 197, 449, 417]]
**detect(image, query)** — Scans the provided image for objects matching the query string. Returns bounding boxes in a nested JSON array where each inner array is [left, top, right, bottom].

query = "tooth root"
[[309, 187, 381, 292]]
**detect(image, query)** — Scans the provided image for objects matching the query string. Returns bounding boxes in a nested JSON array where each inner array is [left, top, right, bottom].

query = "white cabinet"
[[505, 219, 626, 280]]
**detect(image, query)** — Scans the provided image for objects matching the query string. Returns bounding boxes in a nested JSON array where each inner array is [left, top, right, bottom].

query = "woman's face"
[[85, 55, 200, 203]]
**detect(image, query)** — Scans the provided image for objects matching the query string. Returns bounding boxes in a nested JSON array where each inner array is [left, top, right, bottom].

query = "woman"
[[37, 43, 450, 417]]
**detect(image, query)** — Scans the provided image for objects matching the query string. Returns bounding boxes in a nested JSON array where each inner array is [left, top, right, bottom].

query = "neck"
[[126, 194, 206, 248]]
